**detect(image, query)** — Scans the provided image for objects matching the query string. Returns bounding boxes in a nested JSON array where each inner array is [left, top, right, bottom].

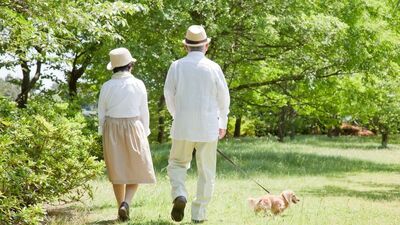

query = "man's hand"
[[219, 129, 226, 139]]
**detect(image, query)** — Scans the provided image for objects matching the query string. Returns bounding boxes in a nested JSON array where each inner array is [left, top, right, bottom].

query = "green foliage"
[[2, 0, 400, 146], [0, 0, 146, 106], [0, 0, 144, 60], [0, 97, 103, 224]]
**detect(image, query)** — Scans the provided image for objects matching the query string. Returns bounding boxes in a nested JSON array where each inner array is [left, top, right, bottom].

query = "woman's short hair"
[[113, 62, 133, 73]]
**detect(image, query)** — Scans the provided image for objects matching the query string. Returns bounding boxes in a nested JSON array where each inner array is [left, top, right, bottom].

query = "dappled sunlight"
[[86, 219, 119, 225], [283, 144, 400, 164], [305, 184, 400, 201], [150, 136, 400, 177], [219, 150, 398, 176], [45, 137, 400, 225]]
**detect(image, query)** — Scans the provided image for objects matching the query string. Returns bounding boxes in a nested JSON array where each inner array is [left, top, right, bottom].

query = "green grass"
[[46, 135, 400, 225]]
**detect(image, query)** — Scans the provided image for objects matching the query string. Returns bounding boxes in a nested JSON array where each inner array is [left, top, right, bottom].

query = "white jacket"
[[98, 71, 150, 136], [164, 51, 230, 142]]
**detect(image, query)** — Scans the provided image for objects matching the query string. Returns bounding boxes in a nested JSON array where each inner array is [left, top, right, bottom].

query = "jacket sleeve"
[[139, 81, 151, 136], [164, 61, 177, 118], [97, 84, 107, 135], [215, 65, 230, 129]]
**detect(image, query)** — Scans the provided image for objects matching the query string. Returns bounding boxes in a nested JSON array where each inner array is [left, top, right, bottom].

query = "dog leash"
[[217, 148, 270, 194]]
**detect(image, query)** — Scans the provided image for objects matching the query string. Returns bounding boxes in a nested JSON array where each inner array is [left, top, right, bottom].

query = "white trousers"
[[167, 139, 218, 221]]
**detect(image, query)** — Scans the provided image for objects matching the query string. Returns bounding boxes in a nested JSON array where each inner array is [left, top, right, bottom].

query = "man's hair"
[[187, 45, 205, 52], [113, 62, 133, 73]]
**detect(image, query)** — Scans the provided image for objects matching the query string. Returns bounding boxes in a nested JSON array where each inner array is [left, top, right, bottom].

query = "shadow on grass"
[[304, 184, 400, 201], [353, 181, 400, 190], [46, 204, 83, 224], [151, 142, 399, 177], [87, 218, 193, 225], [87, 219, 119, 225], [127, 220, 176, 225], [222, 135, 400, 150], [230, 150, 399, 176], [86, 218, 177, 225], [286, 135, 400, 150], [291, 139, 383, 150]]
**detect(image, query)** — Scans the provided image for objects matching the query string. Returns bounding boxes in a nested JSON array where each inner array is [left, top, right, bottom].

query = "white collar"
[[112, 71, 132, 79], [188, 51, 205, 57]]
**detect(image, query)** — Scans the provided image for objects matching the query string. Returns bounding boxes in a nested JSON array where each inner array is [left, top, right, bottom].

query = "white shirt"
[[98, 71, 150, 136], [164, 51, 230, 142]]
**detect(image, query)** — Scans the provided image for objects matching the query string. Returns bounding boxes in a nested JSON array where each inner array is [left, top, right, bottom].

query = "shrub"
[[0, 96, 103, 224]]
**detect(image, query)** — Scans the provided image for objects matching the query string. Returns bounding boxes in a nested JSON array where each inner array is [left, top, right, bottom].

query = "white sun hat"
[[182, 25, 211, 47], [106, 47, 137, 70]]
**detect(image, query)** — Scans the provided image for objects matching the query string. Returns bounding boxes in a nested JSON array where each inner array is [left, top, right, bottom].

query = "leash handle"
[[217, 148, 270, 194]]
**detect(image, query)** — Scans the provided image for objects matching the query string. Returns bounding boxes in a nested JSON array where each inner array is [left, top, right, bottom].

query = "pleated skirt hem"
[[103, 116, 156, 184]]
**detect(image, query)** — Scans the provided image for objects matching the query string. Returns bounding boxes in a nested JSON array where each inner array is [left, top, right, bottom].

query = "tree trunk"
[[327, 127, 333, 138], [68, 74, 78, 97], [157, 94, 166, 143], [289, 123, 295, 140], [287, 104, 296, 140], [277, 106, 286, 142], [381, 132, 389, 148], [234, 116, 242, 137], [15, 59, 42, 108], [16, 61, 30, 108], [67, 53, 89, 98]]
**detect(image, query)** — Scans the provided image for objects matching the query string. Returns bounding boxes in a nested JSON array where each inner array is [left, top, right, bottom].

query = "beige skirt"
[[103, 117, 156, 184]]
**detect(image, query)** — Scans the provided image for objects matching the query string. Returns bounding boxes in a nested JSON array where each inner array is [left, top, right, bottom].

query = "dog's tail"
[[247, 197, 258, 210]]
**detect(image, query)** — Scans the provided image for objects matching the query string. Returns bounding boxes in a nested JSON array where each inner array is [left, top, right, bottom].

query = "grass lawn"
[[46, 135, 400, 225]]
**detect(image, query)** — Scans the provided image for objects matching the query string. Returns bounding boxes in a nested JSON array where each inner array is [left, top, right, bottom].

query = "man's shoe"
[[171, 196, 187, 222], [192, 219, 205, 224], [118, 201, 129, 221]]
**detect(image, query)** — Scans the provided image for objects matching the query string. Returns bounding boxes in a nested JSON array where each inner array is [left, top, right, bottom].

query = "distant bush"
[[0, 97, 103, 225]]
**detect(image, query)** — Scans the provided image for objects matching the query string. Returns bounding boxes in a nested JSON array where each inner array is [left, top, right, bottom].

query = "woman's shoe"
[[118, 201, 130, 221]]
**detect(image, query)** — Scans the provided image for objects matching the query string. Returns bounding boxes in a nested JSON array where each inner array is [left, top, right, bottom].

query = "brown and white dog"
[[248, 190, 300, 215]]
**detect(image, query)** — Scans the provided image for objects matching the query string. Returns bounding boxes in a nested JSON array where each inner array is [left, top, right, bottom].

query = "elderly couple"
[[98, 25, 230, 223]]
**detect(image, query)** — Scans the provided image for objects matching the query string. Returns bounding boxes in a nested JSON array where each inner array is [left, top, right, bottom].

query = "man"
[[164, 25, 230, 223]]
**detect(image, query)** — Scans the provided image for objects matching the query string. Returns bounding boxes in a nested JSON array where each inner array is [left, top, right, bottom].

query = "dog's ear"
[[281, 191, 292, 204]]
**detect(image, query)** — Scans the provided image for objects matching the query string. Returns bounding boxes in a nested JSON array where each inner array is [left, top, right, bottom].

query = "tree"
[[191, 0, 350, 140], [54, 0, 145, 98], [328, 0, 400, 147], [3, 0, 399, 147], [0, 0, 145, 107]]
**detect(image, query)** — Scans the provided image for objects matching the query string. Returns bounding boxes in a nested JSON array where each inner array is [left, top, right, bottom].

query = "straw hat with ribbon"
[[107, 47, 137, 70], [182, 25, 211, 47]]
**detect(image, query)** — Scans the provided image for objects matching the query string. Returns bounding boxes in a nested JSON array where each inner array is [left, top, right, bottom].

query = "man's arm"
[[164, 62, 177, 118], [139, 81, 151, 136], [216, 65, 230, 138]]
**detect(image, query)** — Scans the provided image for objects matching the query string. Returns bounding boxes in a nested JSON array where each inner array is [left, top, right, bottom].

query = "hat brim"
[[107, 62, 113, 70], [182, 38, 211, 47], [106, 58, 137, 71]]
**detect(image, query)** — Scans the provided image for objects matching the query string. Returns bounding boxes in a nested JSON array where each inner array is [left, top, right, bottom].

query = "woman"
[[98, 47, 156, 221]]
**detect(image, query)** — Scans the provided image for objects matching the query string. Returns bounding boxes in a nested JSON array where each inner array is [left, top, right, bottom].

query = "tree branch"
[[230, 67, 343, 92]]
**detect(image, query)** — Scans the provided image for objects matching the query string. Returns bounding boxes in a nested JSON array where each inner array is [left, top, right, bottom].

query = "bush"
[[0, 96, 103, 225]]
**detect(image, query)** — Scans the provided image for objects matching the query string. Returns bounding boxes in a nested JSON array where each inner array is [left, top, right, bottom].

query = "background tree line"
[[1, 0, 400, 147]]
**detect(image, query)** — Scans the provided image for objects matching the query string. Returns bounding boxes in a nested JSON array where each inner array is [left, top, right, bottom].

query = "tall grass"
[[47, 135, 400, 225]]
